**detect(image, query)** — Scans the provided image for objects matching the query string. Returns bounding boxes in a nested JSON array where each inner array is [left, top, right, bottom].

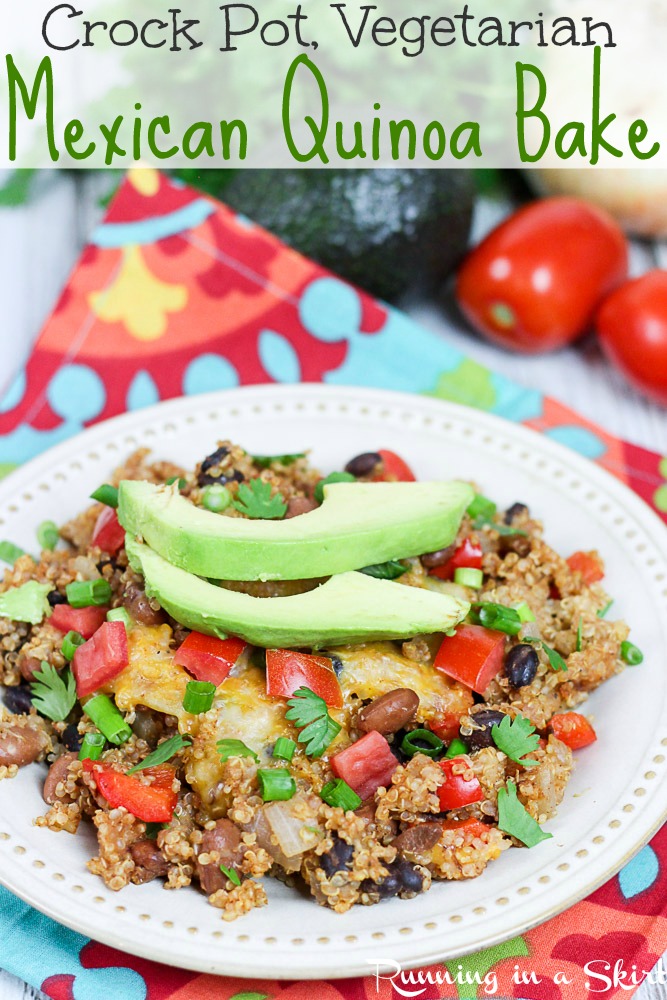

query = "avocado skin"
[[221, 169, 475, 303]]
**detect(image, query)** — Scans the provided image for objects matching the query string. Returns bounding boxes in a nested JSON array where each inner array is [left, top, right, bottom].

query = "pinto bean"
[[0, 723, 46, 768], [18, 655, 42, 682], [130, 838, 169, 879], [43, 753, 77, 804], [344, 452, 381, 477], [284, 496, 318, 519], [196, 818, 243, 895], [122, 583, 166, 626], [358, 688, 419, 735], [392, 822, 442, 856], [420, 544, 457, 568]]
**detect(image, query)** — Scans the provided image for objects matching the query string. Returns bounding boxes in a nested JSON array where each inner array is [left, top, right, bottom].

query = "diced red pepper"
[[72, 620, 128, 697], [549, 584, 561, 600], [437, 756, 484, 811], [429, 711, 462, 743], [374, 449, 416, 482], [441, 817, 489, 838], [91, 507, 125, 555], [49, 603, 109, 640], [173, 632, 247, 686], [429, 538, 483, 581], [550, 712, 597, 750], [331, 730, 398, 802], [434, 624, 506, 695], [566, 550, 604, 586], [266, 649, 342, 707], [83, 760, 177, 822]]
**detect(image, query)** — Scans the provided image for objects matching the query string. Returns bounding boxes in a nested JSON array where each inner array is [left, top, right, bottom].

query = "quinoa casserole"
[[0, 442, 643, 922]]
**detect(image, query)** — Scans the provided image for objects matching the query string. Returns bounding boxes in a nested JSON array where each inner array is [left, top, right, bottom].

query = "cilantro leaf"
[[219, 863, 241, 886], [217, 739, 259, 763], [525, 637, 568, 672], [232, 479, 287, 520], [285, 687, 341, 758], [497, 779, 553, 847], [491, 714, 539, 766], [252, 452, 305, 469], [30, 662, 76, 721], [0, 581, 52, 625], [472, 516, 527, 538], [360, 560, 408, 580], [128, 733, 192, 774]]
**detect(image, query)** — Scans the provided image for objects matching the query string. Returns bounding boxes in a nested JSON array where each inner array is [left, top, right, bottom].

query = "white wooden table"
[[0, 172, 664, 1000]]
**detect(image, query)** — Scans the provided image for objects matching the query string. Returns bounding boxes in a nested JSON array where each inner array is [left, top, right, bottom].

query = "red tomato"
[[266, 649, 342, 707], [550, 712, 597, 750], [566, 550, 604, 585], [434, 624, 506, 695], [456, 197, 628, 354], [429, 538, 483, 581], [83, 760, 177, 822], [173, 632, 247, 686], [72, 620, 128, 697], [429, 711, 462, 743], [91, 507, 125, 555], [374, 449, 416, 482], [331, 731, 398, 801], [596, 270, 667, 405], [437, 757, 483, 811], [48, 603, 108, 640], [441, 817, 489, 838]]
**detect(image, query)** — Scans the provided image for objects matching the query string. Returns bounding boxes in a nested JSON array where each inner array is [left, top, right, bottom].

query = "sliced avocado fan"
[[118, 479, 474, 582], [126, 538, 470, 648]]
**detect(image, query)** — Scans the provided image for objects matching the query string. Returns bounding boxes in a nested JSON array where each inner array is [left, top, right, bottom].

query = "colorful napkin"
[[0, 169, 664, 1000]]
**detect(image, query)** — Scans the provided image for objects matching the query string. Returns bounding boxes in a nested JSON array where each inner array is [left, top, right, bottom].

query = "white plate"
[[0, 384, 665, 980]]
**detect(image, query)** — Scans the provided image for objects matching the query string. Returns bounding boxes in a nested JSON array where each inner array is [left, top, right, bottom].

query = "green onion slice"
[[257, 767, 296, 802], [183, 680, 216, 714], [78, 731, 105, 761], [620, 640, 643, 666], [217, 738, 259, 763], [400, 728, 444, 759], [106, 607, 132, 632], [445, 737, 469, 758], [61, 630, 86, 661], [514, 602, 536, 623], [90, 484, 118, 508], [576, 617, 583, 653], [0, 541, 27, 565], [597, 599, 614, 619], [273, 737, 296, 762], [467, 493, 497, 521], [320, 778, 362, 811], [82, 694, 132, 745], [202, 484, 231, 513], [128, 733, 192, 773], [37, 520, 59, 551], [453, 567, 483, 588], [471, 602, 522, 636], [66, 578, 112, 608]]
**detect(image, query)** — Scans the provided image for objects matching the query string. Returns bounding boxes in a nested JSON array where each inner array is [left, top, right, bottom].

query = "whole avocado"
[[220, 169, 475, 303]]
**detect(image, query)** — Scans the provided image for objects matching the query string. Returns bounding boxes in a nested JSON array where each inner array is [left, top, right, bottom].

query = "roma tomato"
[[437, 756, 483, 811], [330, 730, 398, 801], [429, 538, 483, 581], [374, 450, 416, 482], [434, 624, 506, 695], [566, 550, 604, 585], [49, 603, 108, 639], [550, 712, 597, 750], [173, 632, 247, 686], [72, 620, 128, 697], [266, 649, 342, 707], [456, 197, 628, 354], [596, 270, 667, 406], [91, 506, 125, 555]]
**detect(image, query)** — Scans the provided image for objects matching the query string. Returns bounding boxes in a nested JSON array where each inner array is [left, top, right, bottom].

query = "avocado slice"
[[118, 479, 474, 582], [126, 538, 469, 648]]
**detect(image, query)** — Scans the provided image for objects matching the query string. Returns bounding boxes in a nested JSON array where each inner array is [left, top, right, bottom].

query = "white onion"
[[263, 796, 321, 859], [422, 578, 469, 602]]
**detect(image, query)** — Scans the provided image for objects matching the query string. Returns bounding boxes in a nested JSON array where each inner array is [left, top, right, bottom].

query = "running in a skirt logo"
[[368, 957, 667, 995]]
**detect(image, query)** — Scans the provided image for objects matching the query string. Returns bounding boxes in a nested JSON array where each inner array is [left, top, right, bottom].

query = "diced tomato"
[[566, 550, 604, 586], [374, 449, 416, 482], [549, 584, 561, 600], [49, 603, 108, 640], [550, 712, 597, 750], [331, 730, 398, 802], [441, 817, 489, 838], [72, 620, 128, 697], [434, 624, 506, 695], [173, 632, 247, 686], [437, 757, 484, 811], [429, 538, 483, 581], [91, 506, 125, 555], [266, 649, 342, 707], [429, 712, 461, 743], [83, 760, 177, 822]]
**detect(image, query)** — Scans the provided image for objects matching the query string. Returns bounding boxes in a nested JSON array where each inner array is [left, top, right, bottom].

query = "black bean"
[[344, 452, 381, 478], [504, 502, 528, 524], [61, 724, 83, 752], [47, 591, 67, 606], [505, 644, 539, 688], [373, 872, 402, 899], [200, 445, 230, 473], [396, 860, 424, 894], [467, 709, 508, 752], [3, 685, 33, 715], [421, 545, 457, 569], [320, 835, 354, 877], [326, 654, 344, 676], [197, 468, 244, 488]]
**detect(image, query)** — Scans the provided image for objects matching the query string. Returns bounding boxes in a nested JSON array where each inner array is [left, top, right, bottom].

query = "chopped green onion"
[[467, 493, 497, 521], [257, 768, 296, 802], [273, 737, 296, 762], [445, 737, 469, 758], [514, 602, 536, 623], [360, 560, 407, 580], [183, 680, 216, 714], [400, 728, 444, 759], [37, 520, 59, 551], [61, 630, 85, 661], [128, 733, 192, 773], [453, 567, 483, 588], [219, 864, 241, 886], [165, 476, 186, 489], [597, 599, 614, 619], [106, 607, 132, 632], [620, 640, 643, 666], [82, 694, 132, 745], [314, 472, 356, 504], [320, 778, 362, 811], [217, 738, 259, 763], [471, 602, 522, 636], [252, 452, 306, 469], [576, 617, 583, 653], [202, 484, 232, 513], [90, 484, 118, 508], [66, 579, 112, 608], [78, 732, 105, 761], [0, 541, 27, 565]]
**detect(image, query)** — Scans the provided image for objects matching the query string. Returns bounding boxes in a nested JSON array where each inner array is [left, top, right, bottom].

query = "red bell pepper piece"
[[429, 538, 483, 581], [173, 632, 247, 686], [434, 624, 506, 695], [437, 756, 484, 811], [374, 449, 416, 482], [92, 507, 125, 555], [429, 711, 462, 743], [550, 712, 597, 750], [266, 649, 342, 707], [441, 817, 489, 838], [49, 603, 109, 640], [83, 760, 177, 822], [72, 620, 129, 697], [331, 730, 398, 801], [566, 550, 604, 585]]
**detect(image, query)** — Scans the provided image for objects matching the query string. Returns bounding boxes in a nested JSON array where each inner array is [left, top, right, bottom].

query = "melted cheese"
[[111, 624, 191, 723]]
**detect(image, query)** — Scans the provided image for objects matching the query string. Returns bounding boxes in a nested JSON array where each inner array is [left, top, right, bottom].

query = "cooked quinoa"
[[0, 443, 638, 920]]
